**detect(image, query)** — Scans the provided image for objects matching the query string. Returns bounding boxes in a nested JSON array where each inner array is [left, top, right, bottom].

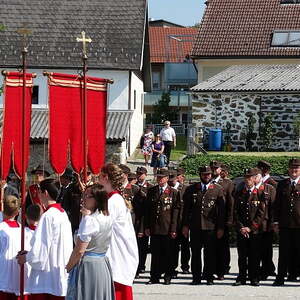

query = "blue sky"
[[148, 0, 205, 27]]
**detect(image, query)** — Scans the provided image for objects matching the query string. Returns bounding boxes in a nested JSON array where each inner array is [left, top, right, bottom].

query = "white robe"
[[26, 206, 73, 296], [0, 221, 31, 295], [106, 193, 139, 286]]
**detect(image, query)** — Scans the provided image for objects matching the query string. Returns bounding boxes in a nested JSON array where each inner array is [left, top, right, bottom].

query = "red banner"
[[1, 72, 34, 180], [47, 73, 107, 175]]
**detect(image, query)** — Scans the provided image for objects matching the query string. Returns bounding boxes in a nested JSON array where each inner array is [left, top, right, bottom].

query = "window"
[[152, 71, 161, 90], [271, 31, 300, 46], [32, 86, 39, 104], [280, 0, 300, 3]]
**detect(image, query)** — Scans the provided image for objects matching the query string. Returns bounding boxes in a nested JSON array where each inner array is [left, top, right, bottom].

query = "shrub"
[[180, 154, 299, 178]]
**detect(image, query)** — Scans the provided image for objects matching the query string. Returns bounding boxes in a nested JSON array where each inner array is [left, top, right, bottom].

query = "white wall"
[[129, 72, 144, 156], [0, 68, 129, 110]]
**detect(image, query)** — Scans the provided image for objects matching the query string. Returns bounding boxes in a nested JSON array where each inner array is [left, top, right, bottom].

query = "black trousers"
[[216, 226, 231, 276], [137, 236, 149, 272], [277, 228, 300, 280], [150, 235, 173, 281], [259, 231, 275, 277], [190, 230, 217, 281], [171, 232, 191, 272], [163, 141, 172, 165], [236, 232, 262, 282]]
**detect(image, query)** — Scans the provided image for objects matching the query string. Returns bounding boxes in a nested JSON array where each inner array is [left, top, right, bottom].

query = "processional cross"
[[76, 31, 92, 58]]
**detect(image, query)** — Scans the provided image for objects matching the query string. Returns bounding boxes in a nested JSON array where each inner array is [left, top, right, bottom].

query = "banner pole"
[[20, 45, 27, 300], [76, 31, 92, 184]]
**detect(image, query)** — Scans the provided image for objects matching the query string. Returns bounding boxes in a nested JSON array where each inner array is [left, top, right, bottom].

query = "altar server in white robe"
[[17, 178, 73, 300], [99, 163, 139, 300]]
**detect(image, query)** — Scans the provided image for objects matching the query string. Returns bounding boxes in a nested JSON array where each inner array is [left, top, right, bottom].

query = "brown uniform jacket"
[[264, 176, 278, 188], [234, 183, 268, 233], [214, 177, 235, 226], [133, 181, 153, 234], [176, 183, 188, 230], [273, 178, 300, 229], [123, 183, 140, 228], [144, 185, 181, 235], [182, 182, 225, 231]]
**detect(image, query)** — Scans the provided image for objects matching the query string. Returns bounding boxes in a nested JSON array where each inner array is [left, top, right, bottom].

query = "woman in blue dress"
[[150, 134, 165, 176]]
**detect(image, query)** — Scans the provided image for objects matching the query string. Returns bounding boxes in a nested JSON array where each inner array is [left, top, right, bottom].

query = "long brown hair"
[[86, 184, 109, 215], [101, 163, 131, 209]]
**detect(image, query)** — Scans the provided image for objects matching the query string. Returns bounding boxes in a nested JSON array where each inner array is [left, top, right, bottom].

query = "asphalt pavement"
[[133, 248, 300, 300]]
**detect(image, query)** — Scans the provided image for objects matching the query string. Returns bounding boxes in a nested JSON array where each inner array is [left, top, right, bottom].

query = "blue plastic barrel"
[[208, 128, 222, 151]]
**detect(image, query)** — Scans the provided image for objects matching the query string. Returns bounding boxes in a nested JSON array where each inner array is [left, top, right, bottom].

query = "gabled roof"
[[149, 20, 185, 28], [0, 0, 148, 70], [150, 27, 198, 63], [0, 109, 133, 141], [191, 64, 300, 92], [192, 0, 300, 58]]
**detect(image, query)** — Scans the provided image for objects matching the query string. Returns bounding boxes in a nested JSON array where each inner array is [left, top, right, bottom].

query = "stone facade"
[[192, 93, 300, 151], [28, 140, 127, 175]]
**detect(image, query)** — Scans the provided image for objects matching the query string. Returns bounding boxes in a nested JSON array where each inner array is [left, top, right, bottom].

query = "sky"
[[148, 0, 205, 27]]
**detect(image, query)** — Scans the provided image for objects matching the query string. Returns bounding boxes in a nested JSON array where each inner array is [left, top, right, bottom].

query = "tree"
[[261, 114, 274, 151], [151, 92, 179, 124]]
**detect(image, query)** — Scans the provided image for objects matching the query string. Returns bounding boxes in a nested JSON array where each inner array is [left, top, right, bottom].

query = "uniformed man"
[[233, 168, 268, 287], [273, 158, 300, 286], [182, 165, 225, 285], [134, 166, 153, 277], [145, 169, 181, 285], [210, 160, 235, 280], [170, 168, 190, 276], [57, 167, 82, 233], [256, 160, 277, 280], [25, 164, 50, 211]]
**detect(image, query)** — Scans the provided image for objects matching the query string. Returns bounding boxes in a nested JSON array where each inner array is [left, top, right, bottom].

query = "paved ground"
[[133, 248, 300, 300]]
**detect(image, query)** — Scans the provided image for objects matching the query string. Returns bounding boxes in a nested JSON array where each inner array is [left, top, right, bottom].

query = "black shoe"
[[217, 275, 225, 281], [190, 280, 201, 285], [206, 280, 214, 285], [147, 280, 159, 285], [287, 276, 298, 282], [164, 278, 171, 285], [139, 269, 146, 274], [250, 281, 260, 287], [233, 280, 246, 286], [171, 271, 178, 279], [182, 270, 190, 274], [135, 274, 140, 279], [272, 279, 284, 286]]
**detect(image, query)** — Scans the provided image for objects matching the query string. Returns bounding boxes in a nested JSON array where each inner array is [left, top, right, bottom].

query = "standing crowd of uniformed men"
[[121, 158, 300, 287]]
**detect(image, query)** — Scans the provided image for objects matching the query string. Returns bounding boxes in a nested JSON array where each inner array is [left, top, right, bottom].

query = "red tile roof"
[[192, 0, 300, 58], [150, 27, 198, 63]]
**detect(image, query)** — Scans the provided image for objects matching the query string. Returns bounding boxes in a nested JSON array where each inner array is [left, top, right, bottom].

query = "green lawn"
[[136, 136, 187, 161]]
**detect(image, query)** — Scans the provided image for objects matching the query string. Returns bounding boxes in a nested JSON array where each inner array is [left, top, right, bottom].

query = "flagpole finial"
[[17, 25, 32, 52], [76, 31, 92, 59]]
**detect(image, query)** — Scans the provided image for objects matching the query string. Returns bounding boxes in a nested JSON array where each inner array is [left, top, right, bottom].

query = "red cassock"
[[114, 282, 133, 300]]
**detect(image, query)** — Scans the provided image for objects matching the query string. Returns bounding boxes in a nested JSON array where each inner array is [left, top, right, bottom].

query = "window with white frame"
[[271, 31, 300, 46]]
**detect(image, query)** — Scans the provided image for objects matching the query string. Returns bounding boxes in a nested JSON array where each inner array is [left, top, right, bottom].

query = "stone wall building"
[[191, 64, 300, 151]]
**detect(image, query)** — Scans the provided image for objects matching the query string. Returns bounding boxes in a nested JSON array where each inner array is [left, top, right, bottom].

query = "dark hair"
[[39, 178, 59, 201], [118, 164, 131, 175], [26, 204, 41, 222], [86, 184, 109, 215]]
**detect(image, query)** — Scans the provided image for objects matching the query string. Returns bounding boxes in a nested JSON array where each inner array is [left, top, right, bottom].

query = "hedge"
[[180, 154, 300, 178]]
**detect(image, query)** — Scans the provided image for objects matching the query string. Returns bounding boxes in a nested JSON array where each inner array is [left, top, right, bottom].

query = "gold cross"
[[76, 31, 92, 58], [17, 25, 32, 51]]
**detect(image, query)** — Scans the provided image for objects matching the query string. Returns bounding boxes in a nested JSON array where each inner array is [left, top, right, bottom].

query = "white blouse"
[[78, 210, 112, 254]]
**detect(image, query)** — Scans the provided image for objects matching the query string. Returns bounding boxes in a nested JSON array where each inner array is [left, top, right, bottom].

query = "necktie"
[[160, 187, 163, 195], [202, 185, 207, 192], [291, 181, 296, 192]]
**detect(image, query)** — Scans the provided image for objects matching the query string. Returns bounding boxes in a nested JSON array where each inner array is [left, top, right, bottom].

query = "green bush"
[[180, 154, 300, 178]]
